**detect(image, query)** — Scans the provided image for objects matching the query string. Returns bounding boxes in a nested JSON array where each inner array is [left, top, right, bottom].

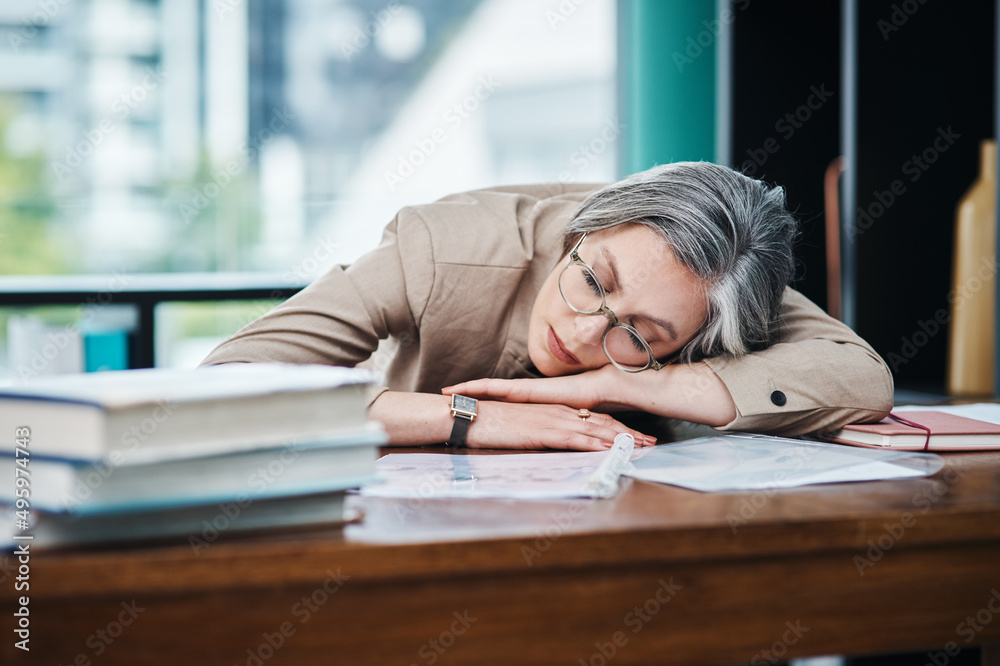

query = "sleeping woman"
[[202, 162, 893, 450]]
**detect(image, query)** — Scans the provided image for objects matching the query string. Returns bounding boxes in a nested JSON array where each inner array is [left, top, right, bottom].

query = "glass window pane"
[[0, 0, 615, 369]]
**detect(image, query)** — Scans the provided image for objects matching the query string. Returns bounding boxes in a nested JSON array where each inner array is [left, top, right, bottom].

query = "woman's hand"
[[466, 400, 656, 451], [445, 362, 739, 428], [443, 367, 657, 449], [367, 389, 655, 450], [443, 365, 632, 412]]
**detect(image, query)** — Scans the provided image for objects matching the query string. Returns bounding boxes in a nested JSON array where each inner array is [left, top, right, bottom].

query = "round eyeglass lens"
[[604, 325, 652, 370], [559, 263, 604, 314]]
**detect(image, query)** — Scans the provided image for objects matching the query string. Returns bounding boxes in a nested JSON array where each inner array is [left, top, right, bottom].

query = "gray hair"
[[562, 161, 798, 361]]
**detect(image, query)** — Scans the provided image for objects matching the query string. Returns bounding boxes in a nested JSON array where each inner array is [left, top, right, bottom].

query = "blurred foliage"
[[0, 95, 265, 276], [162, 300, 280, 338], [158, 155, 263, 273], [0, 97, 70, 275], [0, 96, 269, 372]]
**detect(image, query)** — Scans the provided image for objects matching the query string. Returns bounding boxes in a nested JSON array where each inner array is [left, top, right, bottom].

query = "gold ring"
[[577, 409, 591, 420]]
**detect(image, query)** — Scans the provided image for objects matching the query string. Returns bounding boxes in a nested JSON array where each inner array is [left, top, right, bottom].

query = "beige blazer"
[[202, 183, 894, 436]]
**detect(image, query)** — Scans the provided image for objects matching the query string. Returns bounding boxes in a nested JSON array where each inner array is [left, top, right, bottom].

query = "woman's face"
[[528, 224, 710, 376]]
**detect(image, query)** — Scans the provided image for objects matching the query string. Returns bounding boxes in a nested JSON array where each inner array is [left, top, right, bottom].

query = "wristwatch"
[[447, 394, 478, 448]]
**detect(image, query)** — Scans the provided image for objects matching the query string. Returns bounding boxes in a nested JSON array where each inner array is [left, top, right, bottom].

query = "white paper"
[[625, 434, 944, 492], [361, 433, 944, 499], [362, 440, 634, 500]]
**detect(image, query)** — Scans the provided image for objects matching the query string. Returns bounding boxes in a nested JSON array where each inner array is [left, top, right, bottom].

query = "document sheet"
[[361, 433, 943, 498], [625, 434, 943, 492]]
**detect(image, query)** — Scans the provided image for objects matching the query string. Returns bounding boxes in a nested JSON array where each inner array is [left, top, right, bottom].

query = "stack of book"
[[0, 363, 386, 549]]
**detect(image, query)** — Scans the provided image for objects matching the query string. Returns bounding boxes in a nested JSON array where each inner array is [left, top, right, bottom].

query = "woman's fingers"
[[444, 377, 597, 407], [574, 410, 657, 448], [467, 401, 656, 451], [443, 378, 520, 400], [445, 367, 618, 410]]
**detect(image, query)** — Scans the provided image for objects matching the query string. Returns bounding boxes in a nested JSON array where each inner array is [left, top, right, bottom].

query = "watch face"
[[452, 394, 477, 416]]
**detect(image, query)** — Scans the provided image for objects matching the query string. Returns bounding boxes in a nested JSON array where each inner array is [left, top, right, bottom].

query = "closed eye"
[[583, 270, 602, 296], [625, 327, 645, 352]]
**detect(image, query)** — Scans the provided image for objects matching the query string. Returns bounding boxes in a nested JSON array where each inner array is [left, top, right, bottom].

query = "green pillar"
[[618, 0, 719, 175]]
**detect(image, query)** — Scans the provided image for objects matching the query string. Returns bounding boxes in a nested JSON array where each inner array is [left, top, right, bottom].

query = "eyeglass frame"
[[557, 232, 675, 373]]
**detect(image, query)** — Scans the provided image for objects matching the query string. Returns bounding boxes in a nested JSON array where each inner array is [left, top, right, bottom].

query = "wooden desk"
[[3, 448, 1000, 665]]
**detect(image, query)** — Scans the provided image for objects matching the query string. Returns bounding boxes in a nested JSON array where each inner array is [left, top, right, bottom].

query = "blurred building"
[[0, 0, 615, 274], [279, 0, 617, 268], [0, 0, 204, 270]]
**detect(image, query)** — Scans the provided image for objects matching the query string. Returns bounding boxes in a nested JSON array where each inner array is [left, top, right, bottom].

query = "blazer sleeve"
[[200, 213, 423, 369], [702, 287, 894, 437]]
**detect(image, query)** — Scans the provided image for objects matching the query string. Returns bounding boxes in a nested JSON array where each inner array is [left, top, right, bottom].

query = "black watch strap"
[[447, 413, 472, 448], [446, 394, 477, 448]]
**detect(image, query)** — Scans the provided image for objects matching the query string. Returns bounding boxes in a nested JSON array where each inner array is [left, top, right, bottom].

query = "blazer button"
[[770, 390, 787, 407]]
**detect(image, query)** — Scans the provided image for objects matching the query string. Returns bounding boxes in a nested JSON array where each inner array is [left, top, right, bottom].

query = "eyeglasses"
[[557, 232, 670, 372]]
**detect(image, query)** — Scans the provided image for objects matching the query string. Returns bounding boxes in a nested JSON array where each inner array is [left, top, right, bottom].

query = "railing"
[[0, 273, 309, 368]]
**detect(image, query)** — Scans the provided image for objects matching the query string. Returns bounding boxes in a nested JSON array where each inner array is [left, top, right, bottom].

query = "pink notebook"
[[828, 410, 1000, 451]]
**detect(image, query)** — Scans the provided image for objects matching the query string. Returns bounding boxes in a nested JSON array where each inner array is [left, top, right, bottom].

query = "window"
[[0, 0, 616, 372]]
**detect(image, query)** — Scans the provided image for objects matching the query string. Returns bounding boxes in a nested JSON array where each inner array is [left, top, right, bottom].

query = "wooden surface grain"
[[3, 448, 1000, 664]]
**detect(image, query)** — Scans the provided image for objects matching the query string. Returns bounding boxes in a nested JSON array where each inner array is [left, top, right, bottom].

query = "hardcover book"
[[828, 410, 1000, 451], [0, 363, 378, 462], [0, 425, 385, 514]]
